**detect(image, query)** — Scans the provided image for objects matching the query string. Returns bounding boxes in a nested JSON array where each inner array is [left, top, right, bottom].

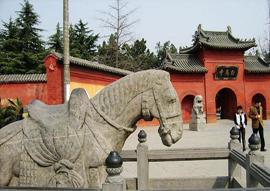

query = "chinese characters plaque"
[[215, 66, 239, 80]]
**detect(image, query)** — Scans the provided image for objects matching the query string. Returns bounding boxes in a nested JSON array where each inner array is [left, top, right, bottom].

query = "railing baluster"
[[246, 133, 264, 188], [137, 130, 149, 190], [228, 126, 242, 188]]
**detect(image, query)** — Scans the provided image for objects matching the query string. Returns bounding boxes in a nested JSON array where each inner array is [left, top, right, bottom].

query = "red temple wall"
[[244, 73, 270, 120], [199, 50, 246, 123], [44, 54, 64, 105], [170, 73, 206, 123], [0, 82, 48, 106]]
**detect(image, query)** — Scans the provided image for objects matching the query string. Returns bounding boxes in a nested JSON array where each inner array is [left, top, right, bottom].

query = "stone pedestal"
[[189, 95, 206, 131], [189, 114, 206, 131], [246, 133, 264, 188]]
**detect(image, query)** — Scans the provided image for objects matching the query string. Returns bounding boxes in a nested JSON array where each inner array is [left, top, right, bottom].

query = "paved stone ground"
[[121, 119, 270, 180]]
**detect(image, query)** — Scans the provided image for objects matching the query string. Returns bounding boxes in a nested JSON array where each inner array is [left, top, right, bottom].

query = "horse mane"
[[91, 70, 170, 120]]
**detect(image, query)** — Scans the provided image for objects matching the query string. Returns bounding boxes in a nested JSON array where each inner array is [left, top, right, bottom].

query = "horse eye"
[[169, 98, 176, 103]]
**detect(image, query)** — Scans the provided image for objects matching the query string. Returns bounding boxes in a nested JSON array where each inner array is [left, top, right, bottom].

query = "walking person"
[[234, 106, 247, 151], [249, 99, 267, 152]]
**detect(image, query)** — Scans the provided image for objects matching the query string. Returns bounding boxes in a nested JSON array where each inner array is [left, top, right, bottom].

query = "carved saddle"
[[21, 88, 90, 187], [27, 88, 89, 132]]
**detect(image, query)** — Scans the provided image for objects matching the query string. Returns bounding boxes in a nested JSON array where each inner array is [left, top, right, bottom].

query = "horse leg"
[[0, 160, 14, 186], [0, 147, 20, 186], [98, 165, 107, 187], [0, 127, 22, 186], [88, 167, 101, 188], [86, 166, 106, 188]]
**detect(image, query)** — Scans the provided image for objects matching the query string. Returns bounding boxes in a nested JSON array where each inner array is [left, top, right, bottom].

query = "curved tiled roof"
[[48, 51, 133, 76], [0, 74, 47, 83], [244, 56, 270, 73], [180, 25, 256, 54], [164, 53, 208, 73]]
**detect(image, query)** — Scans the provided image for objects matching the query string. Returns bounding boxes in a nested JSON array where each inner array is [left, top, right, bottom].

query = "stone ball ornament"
[[230, 126, 240, 140], [248, 133, 261, 155], [105, 151, 123, 169], [248, 133, 261, 145], [138, 130, 147, 143]]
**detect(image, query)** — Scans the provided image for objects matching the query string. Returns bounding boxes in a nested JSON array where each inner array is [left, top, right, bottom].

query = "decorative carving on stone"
[[189, 95, 206, 131], [0, 70, 183, 188]]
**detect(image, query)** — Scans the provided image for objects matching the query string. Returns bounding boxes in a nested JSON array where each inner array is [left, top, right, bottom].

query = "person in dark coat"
[[249, 99, 267, 152], [234, 106, 247, 151]]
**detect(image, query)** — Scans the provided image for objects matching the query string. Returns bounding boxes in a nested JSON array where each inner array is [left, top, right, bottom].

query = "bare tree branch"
[[97, 10, 118, 20], [96, 0, 139, 66]]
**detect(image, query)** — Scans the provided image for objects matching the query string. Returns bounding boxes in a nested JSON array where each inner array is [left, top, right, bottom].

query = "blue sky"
[[0, 0, 268, 53]]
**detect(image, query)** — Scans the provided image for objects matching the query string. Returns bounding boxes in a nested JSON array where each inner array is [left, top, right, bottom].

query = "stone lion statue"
[[192, 95, 204, 115], [189, 95, 206, 131]]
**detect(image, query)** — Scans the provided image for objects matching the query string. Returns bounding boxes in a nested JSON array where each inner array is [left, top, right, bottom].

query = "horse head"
[[141, 72, 183, 147], [90, 70, 183, 148]]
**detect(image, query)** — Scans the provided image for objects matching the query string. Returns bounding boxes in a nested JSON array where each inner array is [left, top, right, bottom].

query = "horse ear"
[[156, 70, 170, 85]]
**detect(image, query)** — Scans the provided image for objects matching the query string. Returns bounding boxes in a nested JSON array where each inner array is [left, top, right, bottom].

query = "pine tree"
[[121, 38, 157, 71], [15, 0, 46, 74], [0, 17, 21, 74], [0, 0, 46, 74], [48, 20, 99, 61], [69, 24, 76, 53], [156, 41, 178, 67], [97, 34, 118, 67], [70, 19, 99, 60], [48, 23, 63, 53]]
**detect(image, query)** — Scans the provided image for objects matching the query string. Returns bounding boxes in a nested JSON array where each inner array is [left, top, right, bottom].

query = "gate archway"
[[251, 93, 267, 120], [181, 95, 195, 123], [215, 88, 237, 120]]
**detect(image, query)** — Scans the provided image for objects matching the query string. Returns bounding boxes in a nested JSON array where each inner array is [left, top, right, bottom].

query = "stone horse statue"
[[0, 70, 183, 188]]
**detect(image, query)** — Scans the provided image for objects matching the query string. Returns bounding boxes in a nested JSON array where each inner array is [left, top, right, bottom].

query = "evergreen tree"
[[155, 41, 178, 67], [0, 18, 21, 74], [98, 36, 158, 72], [70, 19, 99, 60], [0, 0, 46, 74], [48, 20, 99, 61], [15, 0, 46, 73], [69, 24, 76, 53], [121, 38, 157, 71], [48, 23, 63, 53], [97, 34, 118, 67]]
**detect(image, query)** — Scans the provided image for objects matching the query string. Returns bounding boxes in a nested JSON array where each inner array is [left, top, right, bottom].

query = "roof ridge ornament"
[[256, 50, 261, 57], [227, 26, 232, 33], [198, 24, 202, 33]]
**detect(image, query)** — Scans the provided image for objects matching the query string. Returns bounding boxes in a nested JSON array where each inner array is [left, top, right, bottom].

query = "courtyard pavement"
[[121, 119, 270, 180]]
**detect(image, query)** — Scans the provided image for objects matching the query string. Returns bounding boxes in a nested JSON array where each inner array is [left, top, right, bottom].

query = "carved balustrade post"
[[246, 133, 264, 188], [137, 130, 149, 190], [228, 126, 241, 150], [228, 126, 241, 188], [102, 151, 126, 191]]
